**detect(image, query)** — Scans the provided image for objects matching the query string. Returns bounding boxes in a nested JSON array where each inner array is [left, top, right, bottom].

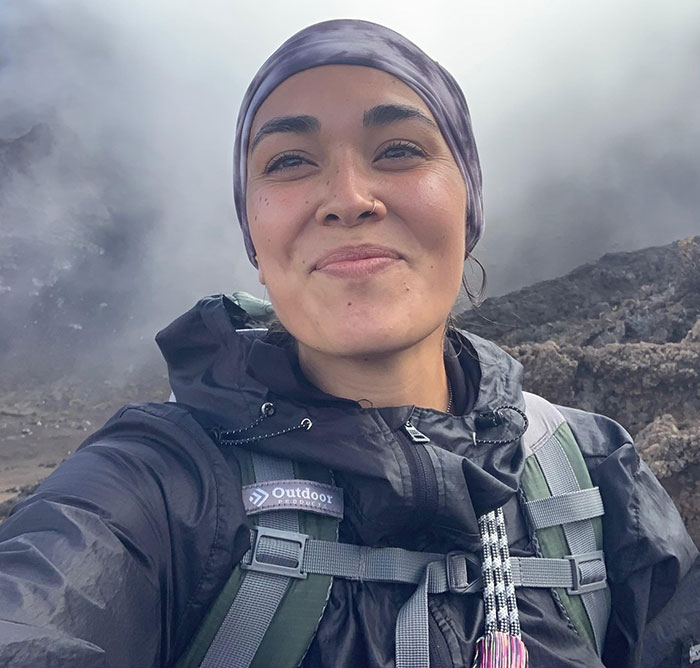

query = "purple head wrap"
[[233, 19, 483, 267]]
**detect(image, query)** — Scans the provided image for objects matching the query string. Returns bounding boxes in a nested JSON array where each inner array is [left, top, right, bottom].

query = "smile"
[[314, 245, 402, 279]]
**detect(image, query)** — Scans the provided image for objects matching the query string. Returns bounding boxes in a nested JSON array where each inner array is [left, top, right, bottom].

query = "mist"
[[1, 0, 699, 385]]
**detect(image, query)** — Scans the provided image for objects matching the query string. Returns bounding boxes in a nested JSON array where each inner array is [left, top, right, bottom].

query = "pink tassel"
[[472, 632, 529, 668]]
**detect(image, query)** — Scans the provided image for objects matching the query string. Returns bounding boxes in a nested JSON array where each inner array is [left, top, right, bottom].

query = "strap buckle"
[[566, 550, 607, 595], [241, 526, 309, 579], [445, 551, 482, 594]]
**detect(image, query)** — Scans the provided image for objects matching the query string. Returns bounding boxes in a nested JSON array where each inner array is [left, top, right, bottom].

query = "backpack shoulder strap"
[[175, 448, 339, 668], [520, 391, 611, 655]]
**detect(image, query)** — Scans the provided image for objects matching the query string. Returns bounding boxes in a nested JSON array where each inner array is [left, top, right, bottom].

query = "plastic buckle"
[[566, 550, 607, 595], [445, 551, 482, 594], [241, 526, 309, 579]]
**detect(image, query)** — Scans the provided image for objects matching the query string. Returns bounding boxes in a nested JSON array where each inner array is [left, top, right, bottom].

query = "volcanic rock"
[[458, 236, 700, 544]]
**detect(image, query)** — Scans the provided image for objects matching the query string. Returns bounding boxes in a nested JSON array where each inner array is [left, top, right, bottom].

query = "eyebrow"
[[250, 115, 320, 151], [249, 104, 437, 153], [363, 104, 438, 130]]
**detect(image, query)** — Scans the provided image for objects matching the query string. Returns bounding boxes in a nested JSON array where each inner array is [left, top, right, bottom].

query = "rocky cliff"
[[458, 236, 700, 543]]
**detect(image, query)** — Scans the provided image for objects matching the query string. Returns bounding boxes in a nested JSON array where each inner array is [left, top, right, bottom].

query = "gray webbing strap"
[[243, 532, 471, 589], [395, 560, 445, 668], [302, 541, 445, 584], [510, 553, 605, 590], [242, 533, 481, 668], [242, 526, 607, 668], [245, 528, 603, 592], [200, 453, 297, 668], [524, 487, 604, 530], [535, 435, 608, 654]]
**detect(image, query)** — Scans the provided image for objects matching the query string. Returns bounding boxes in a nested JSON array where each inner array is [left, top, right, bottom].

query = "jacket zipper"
[[398, 420, 439, 518]]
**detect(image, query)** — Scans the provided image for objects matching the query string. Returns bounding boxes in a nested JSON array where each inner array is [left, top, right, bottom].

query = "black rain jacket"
[[0, 294, 698, 667]]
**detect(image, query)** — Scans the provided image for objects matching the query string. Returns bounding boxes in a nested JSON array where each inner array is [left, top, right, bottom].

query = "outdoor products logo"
[[242, 480, 344, 519], [248, 488, 269, 508]]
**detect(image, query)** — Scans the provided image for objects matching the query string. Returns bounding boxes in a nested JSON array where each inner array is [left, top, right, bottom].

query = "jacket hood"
[[157, 293, 524, 416], [155, 293, 528, 535]]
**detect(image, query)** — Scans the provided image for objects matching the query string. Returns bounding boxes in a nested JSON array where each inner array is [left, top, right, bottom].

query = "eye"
[[264, 152, 310, 174], [376, 140, 427, 162]]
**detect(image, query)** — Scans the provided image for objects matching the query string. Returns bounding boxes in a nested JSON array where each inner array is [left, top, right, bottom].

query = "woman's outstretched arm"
[[0, 402, 248, 668]]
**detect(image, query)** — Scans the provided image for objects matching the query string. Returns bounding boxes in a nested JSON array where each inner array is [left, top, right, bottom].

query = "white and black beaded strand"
[[488, 510, 510, 635], [495, 507, 522, 638], [473, 508, 529, 668], [479, 513, 498, 636]]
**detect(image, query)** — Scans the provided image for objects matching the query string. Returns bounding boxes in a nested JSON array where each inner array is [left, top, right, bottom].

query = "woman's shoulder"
[[521, 391, 633, 461]]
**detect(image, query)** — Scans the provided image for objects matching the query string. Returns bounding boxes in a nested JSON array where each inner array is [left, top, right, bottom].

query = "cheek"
[[247, 184, 315, 294], [247, 187, 298, 257], [406, 170, 467, 253], [246, 190, 288, 258]]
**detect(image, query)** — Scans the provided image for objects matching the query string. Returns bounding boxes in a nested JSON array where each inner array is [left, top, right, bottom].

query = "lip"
[[314, 244, 402, 271]]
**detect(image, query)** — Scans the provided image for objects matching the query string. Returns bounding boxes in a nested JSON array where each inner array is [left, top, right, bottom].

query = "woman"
[[0, 18, 698, 668]]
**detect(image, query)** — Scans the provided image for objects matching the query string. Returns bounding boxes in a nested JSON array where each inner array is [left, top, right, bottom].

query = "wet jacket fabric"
[[0, 293, 698, 668]]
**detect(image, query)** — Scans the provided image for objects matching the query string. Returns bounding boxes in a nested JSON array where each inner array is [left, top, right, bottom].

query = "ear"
[[256, 258, 266, 285]]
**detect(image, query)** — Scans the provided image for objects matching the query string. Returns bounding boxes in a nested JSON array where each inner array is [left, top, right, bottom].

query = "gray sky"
[[1, 0, 699, 377]]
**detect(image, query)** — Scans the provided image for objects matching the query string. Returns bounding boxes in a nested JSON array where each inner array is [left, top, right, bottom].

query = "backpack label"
[[243, 479, 344, 519]]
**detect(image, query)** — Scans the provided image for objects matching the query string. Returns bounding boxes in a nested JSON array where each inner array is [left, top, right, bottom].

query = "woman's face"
[[247, 64, 467, 358]]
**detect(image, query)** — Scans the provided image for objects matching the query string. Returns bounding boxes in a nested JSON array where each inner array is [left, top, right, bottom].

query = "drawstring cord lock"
[[474, 405, 529, 447]]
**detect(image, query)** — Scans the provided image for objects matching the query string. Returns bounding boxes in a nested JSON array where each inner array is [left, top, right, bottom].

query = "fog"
[[1, 0, 698, 383]]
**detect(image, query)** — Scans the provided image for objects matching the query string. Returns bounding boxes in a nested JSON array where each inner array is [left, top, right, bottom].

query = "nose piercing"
[[369, 200, 377, 215]]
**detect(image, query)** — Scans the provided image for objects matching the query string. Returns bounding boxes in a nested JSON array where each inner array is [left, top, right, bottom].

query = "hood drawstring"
[[474, 405, 529, 446], [209, 402, 527, 449], [209, 402, 313, 447]]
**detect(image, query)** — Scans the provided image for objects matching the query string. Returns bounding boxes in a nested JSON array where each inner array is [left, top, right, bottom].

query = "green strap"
[[521, 413, 611, 653]]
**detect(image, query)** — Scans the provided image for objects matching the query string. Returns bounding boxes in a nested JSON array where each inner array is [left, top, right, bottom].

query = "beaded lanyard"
[[473, 507, 529, 668]]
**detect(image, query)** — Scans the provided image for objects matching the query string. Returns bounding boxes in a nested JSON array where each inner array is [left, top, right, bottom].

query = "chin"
[[326, 330, 412, 358], [274, 286, 451, 357], [309, 307, 437, 358]]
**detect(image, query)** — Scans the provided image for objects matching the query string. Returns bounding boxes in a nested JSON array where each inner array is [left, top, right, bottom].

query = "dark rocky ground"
[[1, 236, 699, 547], [0, 366, 169, 517]]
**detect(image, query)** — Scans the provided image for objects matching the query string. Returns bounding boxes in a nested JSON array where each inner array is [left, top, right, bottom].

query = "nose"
[[315, 151, 385, 226]]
